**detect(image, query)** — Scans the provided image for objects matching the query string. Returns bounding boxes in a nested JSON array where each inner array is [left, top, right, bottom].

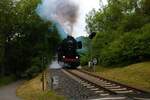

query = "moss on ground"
[[87, 62, 150, 92], [17, 74, 65, 100]]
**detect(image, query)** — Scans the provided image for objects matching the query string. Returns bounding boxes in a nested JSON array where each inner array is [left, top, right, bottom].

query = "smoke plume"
[[36, 0, 79, 37]]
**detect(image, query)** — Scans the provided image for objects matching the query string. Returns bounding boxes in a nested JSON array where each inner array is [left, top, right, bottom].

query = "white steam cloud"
[[36, 0, 79, 36], [49, 61, 62, 69]]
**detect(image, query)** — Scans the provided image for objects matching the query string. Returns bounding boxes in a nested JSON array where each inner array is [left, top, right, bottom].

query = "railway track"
[[62, 69, 150, 100]]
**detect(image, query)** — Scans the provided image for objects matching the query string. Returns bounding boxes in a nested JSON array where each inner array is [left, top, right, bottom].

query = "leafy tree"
[[0, 0, 15, 75], [85, 0, 150, 66], [0, 0, 61, 78]]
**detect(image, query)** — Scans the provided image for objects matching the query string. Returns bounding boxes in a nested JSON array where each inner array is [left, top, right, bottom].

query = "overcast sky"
[[73, 0, 107, 37]]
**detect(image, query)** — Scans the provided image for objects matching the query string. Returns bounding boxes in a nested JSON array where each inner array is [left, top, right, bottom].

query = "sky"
[[73, 0, 107, 37]]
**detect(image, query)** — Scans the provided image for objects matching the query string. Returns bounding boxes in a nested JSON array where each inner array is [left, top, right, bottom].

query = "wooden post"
[[42, 71, 45, 91]]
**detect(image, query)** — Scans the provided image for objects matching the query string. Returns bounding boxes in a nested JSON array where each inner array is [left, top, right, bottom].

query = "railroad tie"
[[115, 90, 133, 94], [91, 96, 126, 100], [105, 86, 121, 89], [110, 88, 127, 91], [134, 97, 150, 100], [99, 93, 110, 96], [90, 88, 99, 91], [94, 90, 104, 93]]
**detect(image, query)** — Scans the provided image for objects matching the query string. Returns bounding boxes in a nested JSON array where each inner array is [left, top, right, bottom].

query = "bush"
[[80, 53, 90, 66], [0, 75, 16, 87], [24, 57, 46, 79], [25, 66, 41, 79], [99, 24, 150, 66]]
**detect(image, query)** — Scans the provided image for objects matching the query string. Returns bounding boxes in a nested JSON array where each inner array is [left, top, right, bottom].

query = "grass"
[[86, 62, 150, 92], [0, 75, 16, 87], [17, 74, 65, 100]]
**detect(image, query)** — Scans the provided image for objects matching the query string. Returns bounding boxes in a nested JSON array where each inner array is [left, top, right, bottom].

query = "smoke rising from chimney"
[[36, 0, 79, 37]]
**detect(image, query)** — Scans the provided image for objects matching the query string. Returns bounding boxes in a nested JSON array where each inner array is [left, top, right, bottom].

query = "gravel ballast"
[[47, 69, 100, 100]]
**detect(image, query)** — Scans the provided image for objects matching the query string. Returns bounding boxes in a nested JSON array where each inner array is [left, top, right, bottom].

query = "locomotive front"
[[57, 35, 82, 68]]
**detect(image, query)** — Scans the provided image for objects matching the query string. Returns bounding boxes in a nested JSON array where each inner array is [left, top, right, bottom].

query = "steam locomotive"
[[57, 35, 82, 68]]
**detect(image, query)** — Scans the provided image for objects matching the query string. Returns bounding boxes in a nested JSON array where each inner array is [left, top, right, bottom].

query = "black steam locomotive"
[[57, 35, 82, 68]]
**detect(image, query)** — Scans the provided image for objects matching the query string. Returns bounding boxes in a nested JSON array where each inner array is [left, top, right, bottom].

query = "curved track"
[[63, 69, 150, 100]]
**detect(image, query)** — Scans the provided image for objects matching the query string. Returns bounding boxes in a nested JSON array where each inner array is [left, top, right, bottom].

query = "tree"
[[0, 0, 15, 75], [0, 0, 61, 78], [85, 0, 150, 66]]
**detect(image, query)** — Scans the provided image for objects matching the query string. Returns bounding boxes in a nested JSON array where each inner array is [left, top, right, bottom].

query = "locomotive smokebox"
[[57, 35, 82, 68]]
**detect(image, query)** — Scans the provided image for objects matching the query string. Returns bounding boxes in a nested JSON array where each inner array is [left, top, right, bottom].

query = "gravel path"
[[47, 69, 100, 100], [0, 81, 22, 100]]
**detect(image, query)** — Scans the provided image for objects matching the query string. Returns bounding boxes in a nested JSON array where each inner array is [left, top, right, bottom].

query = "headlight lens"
[[76, 56, 79, 59]]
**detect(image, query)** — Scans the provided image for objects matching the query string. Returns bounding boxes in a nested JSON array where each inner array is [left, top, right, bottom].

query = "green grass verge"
[[0, 75, 16, 87], [85, 62, 150, 92], [17, 74, 65, 100]]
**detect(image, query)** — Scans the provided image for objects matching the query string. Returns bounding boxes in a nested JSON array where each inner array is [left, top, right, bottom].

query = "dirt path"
[[0, 81, 23, 100]]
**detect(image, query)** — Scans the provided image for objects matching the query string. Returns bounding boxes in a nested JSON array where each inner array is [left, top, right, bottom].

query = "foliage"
[[0, 75, 16, 87], [78, 37, 91, 66], [84, 0, 150, 66], [80, 52, 90, 66], [0, 0, 61, 78]]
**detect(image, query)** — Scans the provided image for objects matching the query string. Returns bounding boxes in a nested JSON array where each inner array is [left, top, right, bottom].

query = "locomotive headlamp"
[[76, 56, 79, 59], [63, 56, 65, 59]]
